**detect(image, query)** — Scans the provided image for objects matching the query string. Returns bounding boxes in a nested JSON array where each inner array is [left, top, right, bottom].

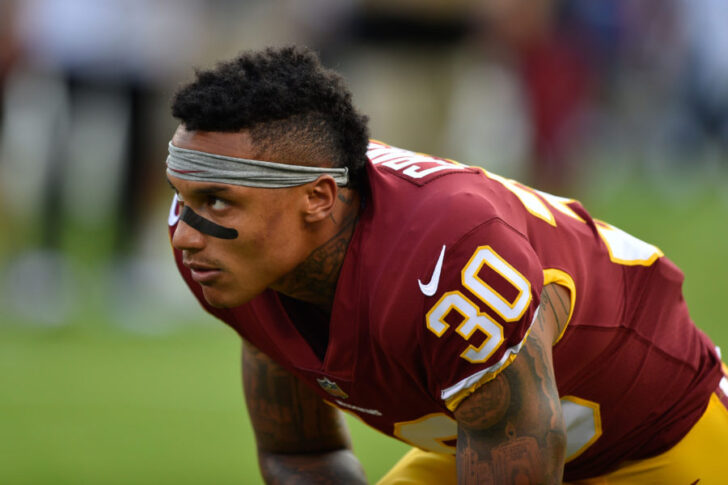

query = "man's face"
[[168, 127, 311, 308]]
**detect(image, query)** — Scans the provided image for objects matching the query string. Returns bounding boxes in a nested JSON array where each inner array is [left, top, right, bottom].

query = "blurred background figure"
[[2, 0, 727, 328], [0, 1, 726, 484], [284, 0, 616, 189], [0, 0, 20, 137], [286, 0, 472, 158], [465, 0, 620, 190], [658, 0, 728, 167], [0, 0, 725, 328], [0, 0, 212, 327]]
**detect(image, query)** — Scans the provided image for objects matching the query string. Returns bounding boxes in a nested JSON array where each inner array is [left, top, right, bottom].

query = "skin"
[[239, 285, 569, 485], [454, 283, 569, 484], [242, 340, 367, 484], [169, 126, 367, 483], [168, 126, 360, 310], [169, 126, 570, 483]]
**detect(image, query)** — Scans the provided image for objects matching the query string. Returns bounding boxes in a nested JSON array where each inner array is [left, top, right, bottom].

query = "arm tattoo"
[[258, 450, 367, 485], [242, 342, 350, 453], [454, 285, 567, 484], [540, 284, 571, 342], [242, 342, 367, 484]]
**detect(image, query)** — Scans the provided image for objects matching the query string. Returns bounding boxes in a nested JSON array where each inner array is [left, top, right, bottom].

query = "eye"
[[209, 197, 228, 211]]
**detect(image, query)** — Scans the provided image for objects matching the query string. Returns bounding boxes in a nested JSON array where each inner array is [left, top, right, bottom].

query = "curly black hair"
[[171, 46, 370, 189]]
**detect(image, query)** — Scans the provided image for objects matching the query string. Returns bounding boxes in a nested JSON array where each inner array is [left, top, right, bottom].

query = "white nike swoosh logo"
[[418, 245, 446, 297]]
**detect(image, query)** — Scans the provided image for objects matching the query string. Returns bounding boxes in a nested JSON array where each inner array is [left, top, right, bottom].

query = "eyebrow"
[[166, 177, 231, 196]]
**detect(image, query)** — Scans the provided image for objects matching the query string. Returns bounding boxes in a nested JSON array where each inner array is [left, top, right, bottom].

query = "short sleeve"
[[420, 218, 544, 411]]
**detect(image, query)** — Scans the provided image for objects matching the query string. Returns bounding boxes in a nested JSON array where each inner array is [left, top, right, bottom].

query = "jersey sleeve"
[[420, 218, 544, 411]]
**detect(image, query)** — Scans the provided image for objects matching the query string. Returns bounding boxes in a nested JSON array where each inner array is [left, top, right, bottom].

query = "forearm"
[[243, 341, 367, 484], [455, 284, 568, 484], [457, 428, 564, 484], [259, 448, 367, 485]]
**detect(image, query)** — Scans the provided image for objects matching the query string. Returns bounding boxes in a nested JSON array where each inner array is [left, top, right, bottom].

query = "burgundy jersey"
[[169, 141, 722, 480]]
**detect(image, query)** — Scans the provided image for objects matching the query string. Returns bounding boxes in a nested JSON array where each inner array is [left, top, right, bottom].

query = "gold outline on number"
[[481, 169, 557, 226], [595, 221, 664, 266], [561, 395, 603, 462], [461, 245, 532, 322], [426, 291, 466, 337], [393, 412, 458, 454], [454, 301, 504, 364]]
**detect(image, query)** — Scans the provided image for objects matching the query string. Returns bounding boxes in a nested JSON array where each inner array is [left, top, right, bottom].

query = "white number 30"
[[425, 246, 532, 363]]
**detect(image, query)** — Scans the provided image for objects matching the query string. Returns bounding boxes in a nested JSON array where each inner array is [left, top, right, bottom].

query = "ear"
[[303, 175, 338, 223]]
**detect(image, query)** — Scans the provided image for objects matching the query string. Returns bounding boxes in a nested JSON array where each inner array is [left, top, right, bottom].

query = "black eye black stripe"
[[180, 206, 238, 240]]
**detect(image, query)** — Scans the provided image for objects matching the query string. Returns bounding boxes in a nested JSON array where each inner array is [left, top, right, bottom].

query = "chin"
[[201, 286, 257, 309]]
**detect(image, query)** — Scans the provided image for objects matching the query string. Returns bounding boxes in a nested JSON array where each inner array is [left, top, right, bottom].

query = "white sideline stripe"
[[440, 307, 540, 401]]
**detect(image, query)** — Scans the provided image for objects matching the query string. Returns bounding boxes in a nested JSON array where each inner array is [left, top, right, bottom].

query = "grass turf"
[[1, 175, 726, 484], [0, 323, 410, 484]]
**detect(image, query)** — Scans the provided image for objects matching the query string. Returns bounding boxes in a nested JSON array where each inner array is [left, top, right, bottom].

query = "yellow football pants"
[[378, 382, 728, 484]]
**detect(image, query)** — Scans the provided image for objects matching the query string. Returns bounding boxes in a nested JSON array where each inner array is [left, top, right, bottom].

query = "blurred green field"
[[1, 173, 726, 484]]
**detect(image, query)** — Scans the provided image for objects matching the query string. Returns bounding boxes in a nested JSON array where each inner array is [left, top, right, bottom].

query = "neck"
[[273, 188, 361, 313]]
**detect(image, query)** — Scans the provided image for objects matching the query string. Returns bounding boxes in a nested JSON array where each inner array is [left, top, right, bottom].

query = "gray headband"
[[166, 142, 349, 188]]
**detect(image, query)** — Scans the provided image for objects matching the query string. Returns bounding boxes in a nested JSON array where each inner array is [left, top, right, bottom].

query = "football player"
[[166, 46, 728, 484]]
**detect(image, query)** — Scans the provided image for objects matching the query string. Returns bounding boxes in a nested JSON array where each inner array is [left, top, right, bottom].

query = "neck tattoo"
[[276, 192, 360, 312]]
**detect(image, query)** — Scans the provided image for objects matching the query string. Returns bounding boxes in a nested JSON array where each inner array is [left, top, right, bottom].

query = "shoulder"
[[363, 141, 536, 239], [355, 206, 544, 406], [365, 140, 484, 190], [418, 218, 544, 409]]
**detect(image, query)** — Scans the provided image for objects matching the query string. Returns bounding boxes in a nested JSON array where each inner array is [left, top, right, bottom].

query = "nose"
[[172, 216, 206, 251]]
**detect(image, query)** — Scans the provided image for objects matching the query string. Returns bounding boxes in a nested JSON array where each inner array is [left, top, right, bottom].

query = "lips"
[[184, 260, 222, 285]]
